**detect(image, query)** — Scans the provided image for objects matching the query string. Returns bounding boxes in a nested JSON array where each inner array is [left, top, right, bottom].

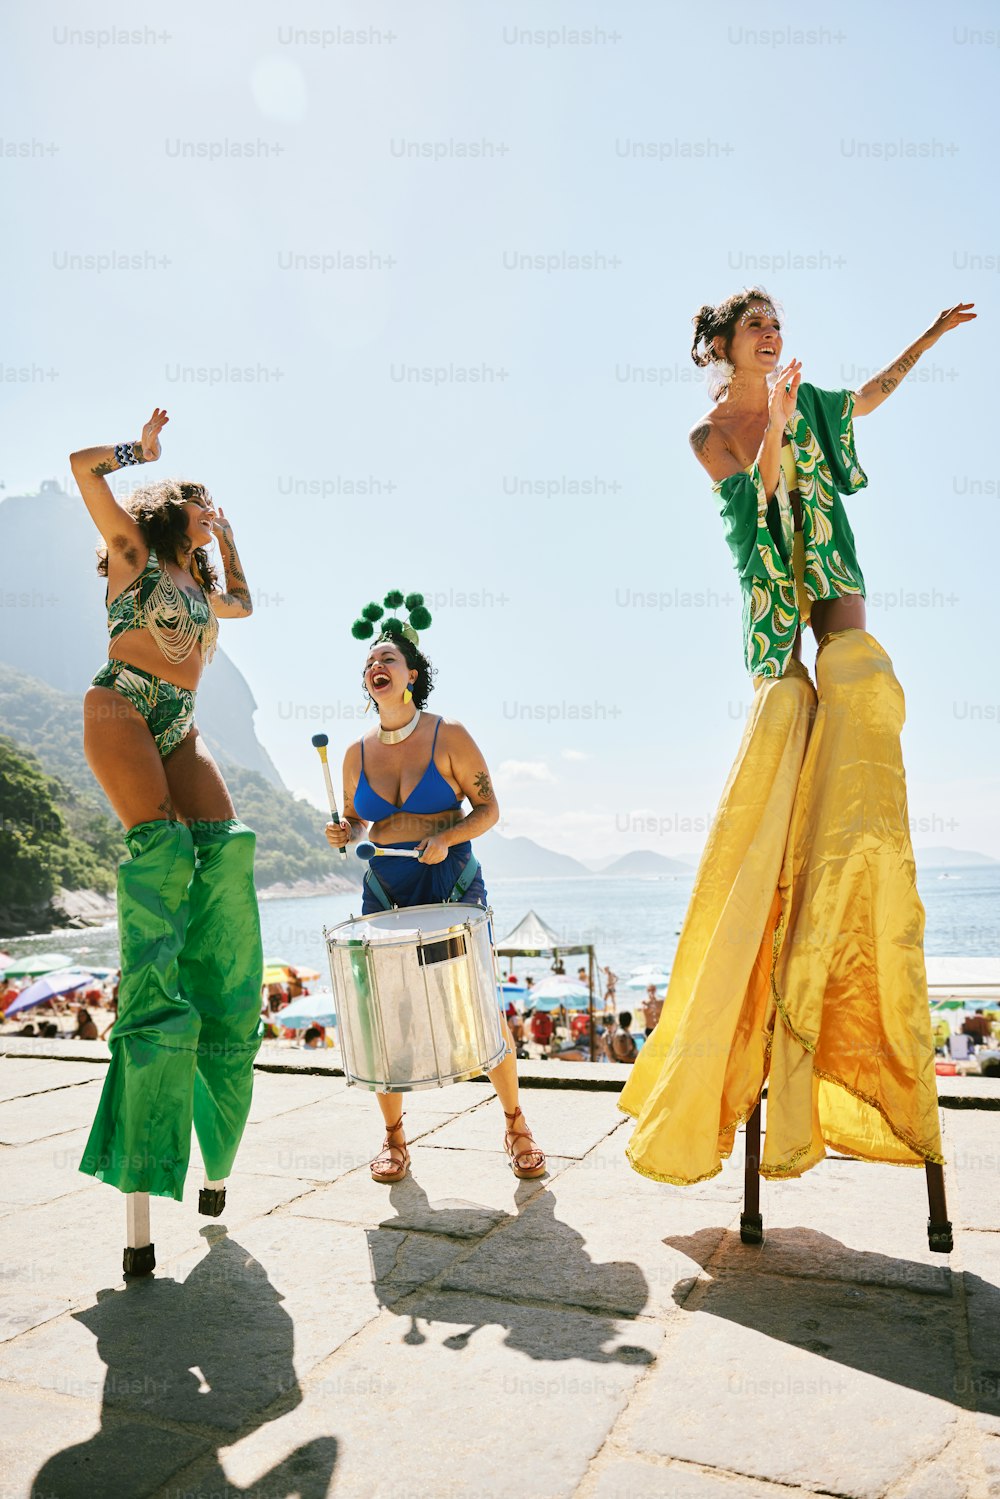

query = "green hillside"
[[0, 735, 117, 933], [0, 665, 357, 913]]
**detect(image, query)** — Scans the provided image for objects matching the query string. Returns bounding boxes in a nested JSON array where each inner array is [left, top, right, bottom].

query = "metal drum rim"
[[326, 900, 491, 949]]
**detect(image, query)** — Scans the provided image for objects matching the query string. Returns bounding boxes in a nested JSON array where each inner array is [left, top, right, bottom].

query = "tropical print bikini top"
[[106, 547, 219, 666], [713, 382, 868, 679]]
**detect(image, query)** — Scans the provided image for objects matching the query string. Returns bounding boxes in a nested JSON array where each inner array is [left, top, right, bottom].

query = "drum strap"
[[449, 854, 480, 903], [363, 854, 481, 911], [362, 868, 395, 911]]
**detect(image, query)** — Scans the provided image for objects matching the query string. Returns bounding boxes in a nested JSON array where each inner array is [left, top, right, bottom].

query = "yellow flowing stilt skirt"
[[620, 630, 943, 1185]]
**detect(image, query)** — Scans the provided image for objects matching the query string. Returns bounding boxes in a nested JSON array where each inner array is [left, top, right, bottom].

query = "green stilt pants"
[[79, 817, 263, 1200], [183, 818, 264, 1182]]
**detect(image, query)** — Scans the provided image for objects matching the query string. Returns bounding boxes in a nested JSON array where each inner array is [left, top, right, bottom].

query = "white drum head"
[[328, 902, 490, 949]]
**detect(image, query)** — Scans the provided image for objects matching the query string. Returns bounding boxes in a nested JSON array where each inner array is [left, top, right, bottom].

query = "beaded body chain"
[[141, 565, 219, 664], [107, 549, 219, 665]]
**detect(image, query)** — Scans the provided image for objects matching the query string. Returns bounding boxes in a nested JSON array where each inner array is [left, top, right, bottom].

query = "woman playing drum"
[[325, 598, 546, 1185]]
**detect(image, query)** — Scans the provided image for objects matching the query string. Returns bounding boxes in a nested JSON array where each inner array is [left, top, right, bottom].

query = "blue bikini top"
[[355, 718, 462, 823]]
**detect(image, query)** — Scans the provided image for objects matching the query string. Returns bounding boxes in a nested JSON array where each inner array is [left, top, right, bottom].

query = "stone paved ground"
[[0, 1048, 998, 1499]]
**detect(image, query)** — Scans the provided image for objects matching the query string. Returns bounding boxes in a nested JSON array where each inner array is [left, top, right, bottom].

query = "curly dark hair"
[[96, 477, 219, 589], [363, 631, 437, 710], [691, 286, 782, 400]]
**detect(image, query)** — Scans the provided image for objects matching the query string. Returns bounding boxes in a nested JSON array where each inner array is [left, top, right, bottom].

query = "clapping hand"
[[768, 359, 802, 429]]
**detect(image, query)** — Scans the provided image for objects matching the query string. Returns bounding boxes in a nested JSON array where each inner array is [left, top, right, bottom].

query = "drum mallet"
[[356, 842, 423, 861], [311, 733, 348, 862]]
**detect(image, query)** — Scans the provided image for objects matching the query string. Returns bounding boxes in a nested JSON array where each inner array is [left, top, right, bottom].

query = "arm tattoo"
[[875, 347, 921, 398], [91, 460, 116, 476], [690, 423, 712, 456], [220, 538, 247, 586], [474, 770, 494, 802]]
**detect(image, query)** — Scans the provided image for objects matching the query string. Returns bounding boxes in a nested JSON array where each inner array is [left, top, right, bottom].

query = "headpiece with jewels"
[[738, 301, 778, 327], [351, 590, 433, 646]]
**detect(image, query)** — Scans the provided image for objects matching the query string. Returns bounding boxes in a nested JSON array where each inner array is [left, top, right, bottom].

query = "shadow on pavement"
[[666, 1226, 1000, 1416], [367, 1179, 656, 1367], [31, 1226, 338, 1499]]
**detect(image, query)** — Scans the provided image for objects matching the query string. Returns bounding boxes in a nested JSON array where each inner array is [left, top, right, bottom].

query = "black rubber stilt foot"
[[199, 1187, 226, 1217], [740, 1213, 764, 1246], [928, 1218, 953, 1254], [123, 1243, 156, 1277]]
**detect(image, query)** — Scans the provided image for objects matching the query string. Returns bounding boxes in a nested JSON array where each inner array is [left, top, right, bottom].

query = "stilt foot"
[[123, 1243, 155, 1277], [199, 1187, 227, 1217], [740, 1213, 764, 1246], [928, 1218, 953, 1254]]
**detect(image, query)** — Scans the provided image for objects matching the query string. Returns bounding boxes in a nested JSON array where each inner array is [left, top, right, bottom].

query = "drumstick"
[[356, 842, 423, 861], [311, 733, 348, 862]]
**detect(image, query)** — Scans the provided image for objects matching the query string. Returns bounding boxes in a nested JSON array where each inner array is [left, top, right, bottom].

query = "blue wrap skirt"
[[360, 839, 487, 914]]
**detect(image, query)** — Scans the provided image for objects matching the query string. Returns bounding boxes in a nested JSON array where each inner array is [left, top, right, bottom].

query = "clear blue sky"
[[3, 0, 997, 860]]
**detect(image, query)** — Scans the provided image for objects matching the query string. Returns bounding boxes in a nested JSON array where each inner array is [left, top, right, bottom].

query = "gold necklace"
[[378, 709, 421, 745]]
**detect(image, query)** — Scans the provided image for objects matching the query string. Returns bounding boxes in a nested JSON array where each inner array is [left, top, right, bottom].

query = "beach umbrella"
[[262, 963, 294, 986], [528, 976, 592, 1011], [5, 969, 96, 1017], [1, 953, 73, 979], [291, 965, 321, 982], [626, 971, 671, 990], [528, 994, 567, 1013], [271, 991, 338, 1029], [499, 981, 526, 996]]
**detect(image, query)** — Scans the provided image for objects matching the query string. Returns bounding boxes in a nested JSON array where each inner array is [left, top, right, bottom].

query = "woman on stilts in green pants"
[[71, 408, 263, 1262]]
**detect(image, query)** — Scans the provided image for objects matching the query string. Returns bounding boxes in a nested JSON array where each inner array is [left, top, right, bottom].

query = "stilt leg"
[[740, 1100, 764, 1246], [199, 1174, 227, 1217], [926, 1162, 953, 1254], [123, 1192, 155, 1277], [182, 821, 263, 1187]]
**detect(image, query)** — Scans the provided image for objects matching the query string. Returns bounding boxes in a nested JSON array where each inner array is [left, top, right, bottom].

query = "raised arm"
[[419, 723, 499, 862], [852, 303, 976, 417], [69, 407, 168, 551], [207, 508, 254, 618]]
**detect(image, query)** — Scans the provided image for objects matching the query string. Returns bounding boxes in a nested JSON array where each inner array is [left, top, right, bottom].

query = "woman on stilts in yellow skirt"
[[620, 290, 975, 1187]]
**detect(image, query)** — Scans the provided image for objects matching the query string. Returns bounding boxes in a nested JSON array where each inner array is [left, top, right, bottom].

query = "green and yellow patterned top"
[[713, 382, 868, 679]]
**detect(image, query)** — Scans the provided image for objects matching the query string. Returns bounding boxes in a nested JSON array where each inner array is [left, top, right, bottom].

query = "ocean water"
[[4, 867, 999, 981]]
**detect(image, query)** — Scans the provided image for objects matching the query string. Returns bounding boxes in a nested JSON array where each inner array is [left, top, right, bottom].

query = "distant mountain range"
[[479, 834, 997, 881], [916, 847, 999, 869], [480, 834, 694, 880]]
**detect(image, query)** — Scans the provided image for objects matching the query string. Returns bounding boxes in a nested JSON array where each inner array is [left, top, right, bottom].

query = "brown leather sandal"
[[370, 1113, 410, 1184], [503, 1106, 547, 1180]]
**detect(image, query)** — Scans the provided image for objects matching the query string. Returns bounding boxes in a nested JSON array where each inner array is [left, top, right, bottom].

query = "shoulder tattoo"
[[690, 423, 713, 456]]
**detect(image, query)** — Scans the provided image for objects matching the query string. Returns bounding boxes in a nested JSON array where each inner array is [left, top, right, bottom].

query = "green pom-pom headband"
[[350, 589, 433, 645]]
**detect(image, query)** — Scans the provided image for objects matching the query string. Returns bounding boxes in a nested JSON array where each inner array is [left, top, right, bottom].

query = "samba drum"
[[324, 903, 507, 1092]]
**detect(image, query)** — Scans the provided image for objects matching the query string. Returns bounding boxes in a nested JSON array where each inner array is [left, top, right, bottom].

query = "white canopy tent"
[[495, 909, 599, 1060]]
